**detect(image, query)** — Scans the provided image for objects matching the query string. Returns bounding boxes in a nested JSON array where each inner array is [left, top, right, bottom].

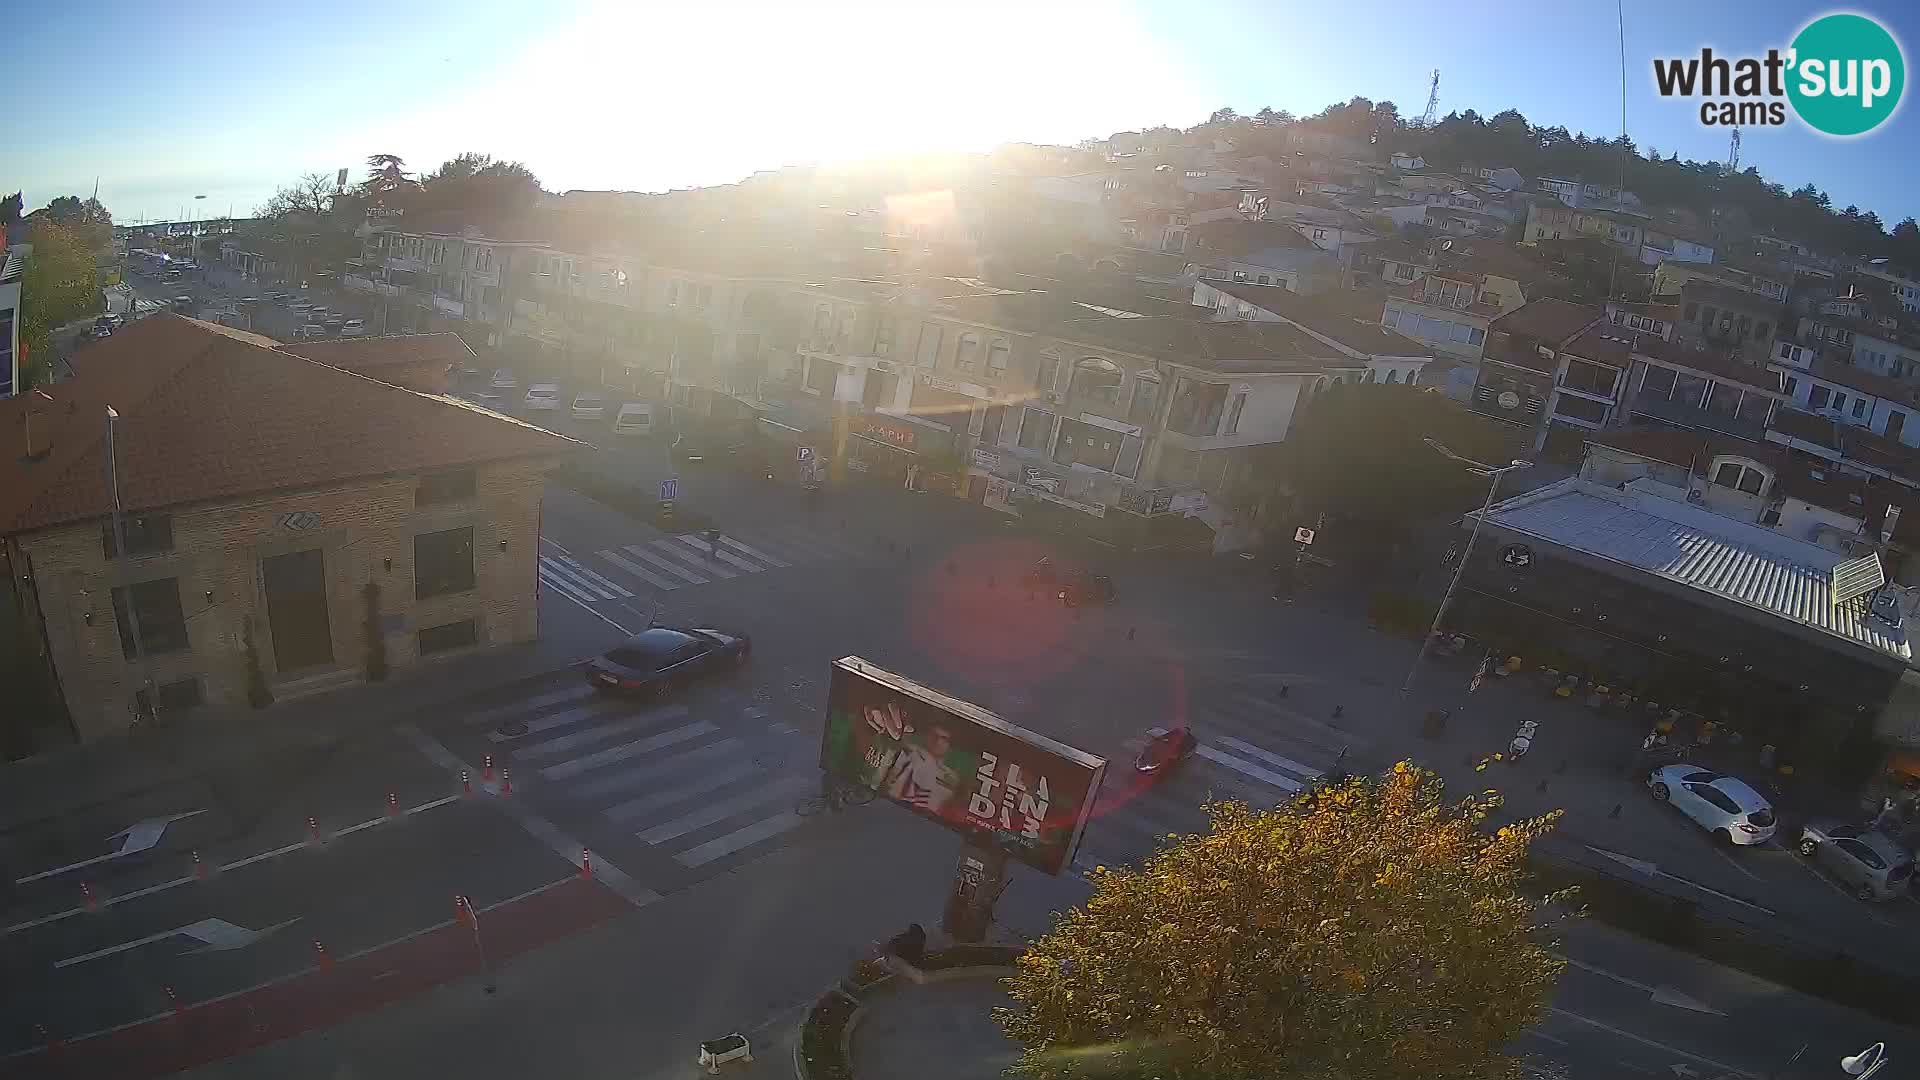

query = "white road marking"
[[1563, 958, 1728, 1017], [1516, 1029, 1569, 1047], [1708, 839, 1763, 883], [487, 699, 629, 742], [538, 568, 640, 636], [675, 534, 765, 574], [540, 721, 715, 780], [635, 776, 811, 845], [554, 554, 633, 598], [15, 810, 209, 884], [1212, 735, 1322, 784], [621, 543, 710, 584], [660, 537, 740, 578], [1548, 1009, 1753, 1078], [467, 685, 594, 726], [598, 548, 685, 592], [537, 560, 601, 606], [56, 917, 299, 968], [566, 738, 745, 800], [716, 535, 790, 567], [400, 724, 657, 907], [513, 712, 684, 761], [675, 811, 805, 867], [1196, 745, 1305, 793], [603, 761, 760, 823]]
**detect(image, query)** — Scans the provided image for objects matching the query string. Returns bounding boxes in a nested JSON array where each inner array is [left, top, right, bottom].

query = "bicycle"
[[796, 776, 879, 817]]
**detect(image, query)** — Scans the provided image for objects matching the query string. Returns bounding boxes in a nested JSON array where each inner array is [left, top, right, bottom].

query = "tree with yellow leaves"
[[998, 763, 1567, 1080]]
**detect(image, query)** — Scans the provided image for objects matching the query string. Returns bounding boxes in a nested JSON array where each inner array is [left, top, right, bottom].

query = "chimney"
[[22, 389, 54, 461], [1884, 504, 1903, 545]]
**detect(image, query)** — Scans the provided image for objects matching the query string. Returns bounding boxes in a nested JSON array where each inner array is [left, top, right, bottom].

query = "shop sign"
[[921, 372, 964, 394], [970, 448, 1002, 473], [1168, 491, 1208, 514], [1021, 465, 1060, 493], [853, 415, 917, 450], [1023, 486, 1108, 518], [983, 477, 1020, 515], [1118, 487, 1176, 516]]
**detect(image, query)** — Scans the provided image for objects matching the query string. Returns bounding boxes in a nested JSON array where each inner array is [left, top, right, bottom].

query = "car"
[[173, 295, 194, 307], [237, 296, 259, 306], [471, 391, 506, 411], [340, 319, 367, 337], [584, 626, 751, 696], [1058, 570, 1116, 607], [490, 368, 518, 390], [613, 402, 655, 437], [570, 392, 607, 421], [1797, 822, 1914, 901], [295, 322, 326, 340], [523, 383, 561, 410], [1647, 764, 1777, 846], [323, 317, 346, 332], [290, 302, 314, 316]]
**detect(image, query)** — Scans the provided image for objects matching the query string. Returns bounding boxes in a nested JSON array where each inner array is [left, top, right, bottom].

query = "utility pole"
[[105, 406, 157, 727]]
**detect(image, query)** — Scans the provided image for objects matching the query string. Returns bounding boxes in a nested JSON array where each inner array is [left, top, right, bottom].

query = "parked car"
[[290, 302, 314, 317], [341, 319, 366, 337], [471, 391, 506, 411], [613, 402, 655, 437], [1647, 764, 1777, 846], [570, 392, 607, 421], [173, 295, 194, 307], [1797, 821, 1915, 901], [294, 322, 326, 340], [584, 626, 751, 696], [523, 383, 561, 411], [490, 368, 518, 390]]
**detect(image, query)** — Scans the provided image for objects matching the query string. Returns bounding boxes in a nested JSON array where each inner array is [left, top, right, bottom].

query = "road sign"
[[1293, 527, 1316, 545], [659, 477, 678, 502], [797, 446, 814, 462]]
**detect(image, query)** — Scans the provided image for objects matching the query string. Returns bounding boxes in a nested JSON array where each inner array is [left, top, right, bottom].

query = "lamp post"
[[1842, 1042, 1886, 1077], [1398, 438, 1532, 695]]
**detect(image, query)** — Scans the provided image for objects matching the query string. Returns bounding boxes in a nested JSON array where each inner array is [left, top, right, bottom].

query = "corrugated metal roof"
[[1477, 479, 1910, 662], [1, 245, 28, 285]]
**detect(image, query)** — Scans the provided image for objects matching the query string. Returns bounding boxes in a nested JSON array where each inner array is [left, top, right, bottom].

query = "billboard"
[[820, 656, 1106, 875]]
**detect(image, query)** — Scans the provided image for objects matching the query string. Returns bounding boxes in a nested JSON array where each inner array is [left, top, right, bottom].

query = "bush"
[[1367, 590, 1434, 638]]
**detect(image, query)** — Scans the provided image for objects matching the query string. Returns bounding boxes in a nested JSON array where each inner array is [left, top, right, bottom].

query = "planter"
[[797, 946, 1021, 1080]]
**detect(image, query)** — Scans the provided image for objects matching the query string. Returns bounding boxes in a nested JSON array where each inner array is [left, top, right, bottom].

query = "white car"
[[571, 392, 607, 421], [290, 302, 313, 315], [1647, 764, 1777, 846], [490, 368, 518, 390], [524, 384, 561, 411], [341, 319, 366, 337], [612, 402, 655, 437]]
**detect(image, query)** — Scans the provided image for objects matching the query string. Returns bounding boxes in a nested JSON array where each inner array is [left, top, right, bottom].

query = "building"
[[1381, 264, 1528, 364], [1522, 203, 1647, 259], [1673, 279, 1785, 365], [1639, 223, 1715, 266], [1859, 261, 1920, 314], [0, 316, 577, 747], [1, 244, 25, 399], [275, 332, 476, 394], [1534, 177, 1641, 211], [1186, 220, 1343, 294], [1652, 259, 1789, 305], [1449, 475, 1909, 782], [1469, 298, 1604, 438], [1189, 281, 1433, 385]]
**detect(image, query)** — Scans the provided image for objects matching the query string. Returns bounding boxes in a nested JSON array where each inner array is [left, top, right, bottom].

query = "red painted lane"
[[14, 878, 632, 1079]]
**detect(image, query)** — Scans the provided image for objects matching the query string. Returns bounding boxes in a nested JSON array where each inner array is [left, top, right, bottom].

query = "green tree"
[[18, 220, 103, 386], [0, 192, 22, 225], [999, 763, 1566, 1080], [412, 152, 542, 222], [359, 153, 416, 207]]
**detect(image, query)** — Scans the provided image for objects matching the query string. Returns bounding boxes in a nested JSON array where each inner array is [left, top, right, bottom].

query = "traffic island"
[[797, 945, 1021, 1080]]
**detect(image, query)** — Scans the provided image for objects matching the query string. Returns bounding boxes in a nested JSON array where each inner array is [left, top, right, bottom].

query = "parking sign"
[[660, 477, 678, 502], [797, 446, 814, 462]]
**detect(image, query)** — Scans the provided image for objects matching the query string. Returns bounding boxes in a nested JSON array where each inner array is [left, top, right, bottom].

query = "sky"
[[10, 0, 1918, 229]]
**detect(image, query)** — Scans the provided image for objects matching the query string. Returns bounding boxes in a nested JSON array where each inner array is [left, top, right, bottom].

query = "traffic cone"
[[580, 848, 593, 879], [483, 754, 494, 782], [462, 771, 472, 798], [386, 792, 400, 818], [80, 881, 99, 912], [164, 985, 184, 1018], [454, 895, 471, 926], [500, 768, 513, 797], [192, 850, 207, 881], [306, 816, 322, 845], [34, 1024, 62, 1054], [313, 939, 334, 971]]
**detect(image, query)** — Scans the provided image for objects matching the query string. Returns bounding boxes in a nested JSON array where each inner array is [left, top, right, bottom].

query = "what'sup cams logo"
[[1653, 12, 1905, 137]]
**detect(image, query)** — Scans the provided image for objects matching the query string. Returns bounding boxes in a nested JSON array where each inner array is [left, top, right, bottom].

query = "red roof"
[[275, 333, 475, 393], [0, 316, 580, 536], [1488, 298, 1603, 345]]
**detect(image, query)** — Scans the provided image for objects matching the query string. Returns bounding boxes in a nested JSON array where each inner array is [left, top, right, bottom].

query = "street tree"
[[258, 172, 336, 218], [0, 191, 20, 224], [999, 763, 1566, 1080], [413, 152, 542, 222], [359, 153, 417, 207], [18, 220, 103, 387]]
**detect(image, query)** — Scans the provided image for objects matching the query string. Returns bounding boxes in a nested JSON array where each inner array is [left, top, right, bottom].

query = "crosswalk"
[[1070, 689, 1357, 873], [539, 524, 864, 604]]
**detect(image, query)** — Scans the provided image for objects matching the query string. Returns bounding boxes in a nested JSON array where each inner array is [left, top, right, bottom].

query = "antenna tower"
[[1418, 70, 1441, 128], [1725, 126, 1741, 174]]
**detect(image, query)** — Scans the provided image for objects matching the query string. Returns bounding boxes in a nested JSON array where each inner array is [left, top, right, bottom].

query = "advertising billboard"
[[820, 656, 1106, 876]]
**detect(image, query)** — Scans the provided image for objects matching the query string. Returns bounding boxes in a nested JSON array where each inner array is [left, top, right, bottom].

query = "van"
[[613, 403, 654, 436]]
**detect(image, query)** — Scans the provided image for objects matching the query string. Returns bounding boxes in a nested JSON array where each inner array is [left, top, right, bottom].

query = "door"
[[1888, 411, 1906, 442], [262, 548, 334, 672]]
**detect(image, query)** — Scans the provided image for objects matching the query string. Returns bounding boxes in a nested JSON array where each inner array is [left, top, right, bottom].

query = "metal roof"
[[1474, 479, 1910, 662], [1, 245, 27, 285]]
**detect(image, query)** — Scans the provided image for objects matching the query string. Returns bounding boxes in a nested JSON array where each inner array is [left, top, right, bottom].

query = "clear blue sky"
[[10, 0, 1916, 229]]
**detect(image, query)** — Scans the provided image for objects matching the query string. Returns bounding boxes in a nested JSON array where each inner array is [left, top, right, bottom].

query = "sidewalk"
[[0, 634, 587, 838]]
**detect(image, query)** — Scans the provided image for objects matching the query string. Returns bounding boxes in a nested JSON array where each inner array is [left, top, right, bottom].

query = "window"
[[102, 513, 175, 559], [1386, 369, 1402, 384], [1223, 392, 1248, 435], [873, 316, 895, 356], [812, 305, 831, 346], [915, 324, 943, 367], [1835, 838, 1886, 870], [955, 333, 982, 371], [1561, 359, 1617, 396], [693, 284, 712, 310], [1128, 372, 1161, 425], [667, 281, 680, 307], [1381, 307, 1400, 329], [1687, 784, 1742, 814], [1785, 376, 1799, 396], [1640, 365, 1678, 398], [1711, 460, 1767, 495], [1071, 358, 1124, 406], [416, 468, 476, 506], [987, 339, 1010, 372], [418, 619, 478, 655], [415, 526, 475, 600], [112, 578, 189, 658], [1853, 397, 1868, 419], [1036, 354, 1061, 395], [1017, 407, 1054, 451], [1809, 385, 1832, 411]]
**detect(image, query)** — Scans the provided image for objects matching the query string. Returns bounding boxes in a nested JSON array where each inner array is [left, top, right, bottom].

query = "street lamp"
[[1842, 1042, 1886, 1077], [1398, 437, 1532, 695]]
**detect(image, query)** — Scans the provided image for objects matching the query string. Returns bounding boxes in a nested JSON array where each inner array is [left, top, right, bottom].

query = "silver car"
[[1647, 764, 1777, 846], [1798, 822, 1914, 901]]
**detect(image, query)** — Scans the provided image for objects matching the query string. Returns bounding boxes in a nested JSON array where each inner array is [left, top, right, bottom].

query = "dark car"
[[1058, 570, 1115, 607], [584, 626, 751, 695]]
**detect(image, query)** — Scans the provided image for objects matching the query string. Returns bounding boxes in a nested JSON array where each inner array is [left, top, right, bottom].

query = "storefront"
[[846, 413, 939, 485]]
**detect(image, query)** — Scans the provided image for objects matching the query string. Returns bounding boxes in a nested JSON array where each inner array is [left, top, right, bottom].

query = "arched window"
[[955, 333, 982, 371], [1385, 369, 1402, 384], [987, 339, 1011, 372], [1071, 357, 1124, 406], [811, 304, 831, 346], [1363, 368, 1377, 384], [837, 308, 856, 349], [1316, 376, 1331, 393], [1708, 455, 1771, 496], [1129, 371, 1162, 424]]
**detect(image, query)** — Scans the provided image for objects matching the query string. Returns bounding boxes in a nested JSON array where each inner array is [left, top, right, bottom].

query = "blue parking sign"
[[660, 477, 679, 502]]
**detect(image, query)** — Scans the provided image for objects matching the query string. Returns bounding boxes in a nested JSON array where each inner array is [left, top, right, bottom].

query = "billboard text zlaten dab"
[[820, 657, 1107, 876]]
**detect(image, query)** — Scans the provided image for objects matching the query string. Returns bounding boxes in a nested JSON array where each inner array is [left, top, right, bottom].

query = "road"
[[4, 360, 1914, 1074]]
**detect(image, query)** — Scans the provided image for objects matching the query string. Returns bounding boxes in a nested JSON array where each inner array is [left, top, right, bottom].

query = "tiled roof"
[[1679, 278, 1787, 316], [1474, 478, 1909, 662], [1563, 328, 1633, 367], [276, 333, 475, 373], [1190, 219, 1321, 256], [1767, 407, 1843, 452], [1208, 282, 1427, 356], [1583, 428, 1709, 470], [1488, 298, 1603, 345], [1793, 357, 1920, 405], [1634, 337, 1781, 394], [0, 315, 581, 537]]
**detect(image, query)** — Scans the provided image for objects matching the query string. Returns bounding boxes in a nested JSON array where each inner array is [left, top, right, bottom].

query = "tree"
[[258, 172, 335, 218], [1208, 106, 1239, 126], [18, 220, 103, 387], [358, 153, 416, 207], [0, 192, 20, 225], [999, 763, 1566, 1080], [412, 152, 542, 222]]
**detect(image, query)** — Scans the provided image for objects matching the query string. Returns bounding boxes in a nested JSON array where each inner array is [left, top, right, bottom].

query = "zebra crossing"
[[1070, 690, 1355, 873], [539, 524, 864, 604], [464, 682, 818, 873]]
